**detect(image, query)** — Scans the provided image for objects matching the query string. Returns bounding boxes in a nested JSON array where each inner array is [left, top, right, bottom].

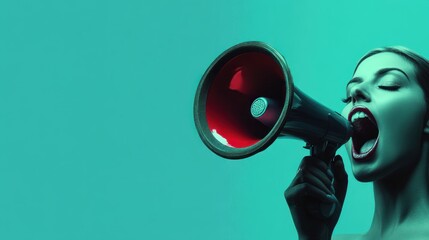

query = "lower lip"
[[352, 136, 379, 161]]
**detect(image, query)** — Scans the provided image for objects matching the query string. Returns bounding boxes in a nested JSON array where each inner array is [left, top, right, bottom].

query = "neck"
[[366, 140, 429, 238]]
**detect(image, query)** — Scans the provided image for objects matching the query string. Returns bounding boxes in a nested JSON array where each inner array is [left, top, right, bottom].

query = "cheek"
[[377, 90, 426, 157]]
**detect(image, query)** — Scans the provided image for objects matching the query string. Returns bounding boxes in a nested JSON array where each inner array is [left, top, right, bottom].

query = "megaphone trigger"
[[309, 141, 339, 164]]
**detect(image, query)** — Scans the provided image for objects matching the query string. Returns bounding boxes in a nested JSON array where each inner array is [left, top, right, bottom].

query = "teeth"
[[351, 111, 369, 123]]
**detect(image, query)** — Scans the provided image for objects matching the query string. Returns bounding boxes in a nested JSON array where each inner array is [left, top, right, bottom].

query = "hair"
[[354, 46, 429, 120]]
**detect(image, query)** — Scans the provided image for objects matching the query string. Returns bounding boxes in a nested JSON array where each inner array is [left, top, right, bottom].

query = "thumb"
[[332, 155, 348, 205]]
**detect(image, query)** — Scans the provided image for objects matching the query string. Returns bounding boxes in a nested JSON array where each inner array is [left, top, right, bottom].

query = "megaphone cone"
[[194, 42, 352, 159]]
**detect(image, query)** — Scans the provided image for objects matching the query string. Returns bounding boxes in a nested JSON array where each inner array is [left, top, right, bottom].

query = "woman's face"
[[341, 52, 427, 182]]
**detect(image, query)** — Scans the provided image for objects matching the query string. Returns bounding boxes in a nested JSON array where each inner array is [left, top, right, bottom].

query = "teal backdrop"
[[1, 0, 429, 239]]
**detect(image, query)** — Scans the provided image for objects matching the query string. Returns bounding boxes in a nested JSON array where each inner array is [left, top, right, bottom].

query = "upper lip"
[[348, 106, 377, 126]]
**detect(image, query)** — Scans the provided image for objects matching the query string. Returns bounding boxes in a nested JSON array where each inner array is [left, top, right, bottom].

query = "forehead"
[[354, 52, 416, 78]]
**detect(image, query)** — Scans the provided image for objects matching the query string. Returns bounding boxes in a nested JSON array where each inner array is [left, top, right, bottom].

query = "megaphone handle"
[[309, 141, 337, 161], [309, 141, 339, 218]]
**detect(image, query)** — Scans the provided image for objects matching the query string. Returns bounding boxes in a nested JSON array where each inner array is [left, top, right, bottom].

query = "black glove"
[[284, 155, 348, 240]]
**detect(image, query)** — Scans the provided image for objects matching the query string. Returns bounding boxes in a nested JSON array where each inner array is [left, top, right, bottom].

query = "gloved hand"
[[284, 155, 348, 240]]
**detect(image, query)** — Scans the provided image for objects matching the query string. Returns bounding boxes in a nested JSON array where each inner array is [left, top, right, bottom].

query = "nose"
[[349, 83, 370, 104]]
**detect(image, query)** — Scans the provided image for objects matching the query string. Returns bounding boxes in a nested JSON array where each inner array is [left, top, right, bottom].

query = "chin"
[[352, 167, 377, 182], [351, 151, 420, 183], [348, 149, 387, 182], [345, 144, 377, 182]]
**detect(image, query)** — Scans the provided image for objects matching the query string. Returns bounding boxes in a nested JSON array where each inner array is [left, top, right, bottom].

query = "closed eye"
[[378, 85, 400, 91], [343, 86, 400, 103]]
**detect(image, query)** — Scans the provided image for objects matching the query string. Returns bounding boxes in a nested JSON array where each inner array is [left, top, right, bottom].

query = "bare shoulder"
[[332, 234, 363, 240]]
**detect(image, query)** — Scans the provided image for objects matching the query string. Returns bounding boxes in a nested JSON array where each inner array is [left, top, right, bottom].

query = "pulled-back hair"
[[355, 47, 429, 118]]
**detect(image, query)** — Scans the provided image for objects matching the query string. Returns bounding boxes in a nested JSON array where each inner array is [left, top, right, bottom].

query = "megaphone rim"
[[194, 41, 294, 159]]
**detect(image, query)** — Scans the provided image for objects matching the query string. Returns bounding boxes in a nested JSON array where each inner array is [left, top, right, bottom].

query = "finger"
[[287, 170, 337, 199], [290, 163, 334, 195], [300, 156, 333, 184], [300, 173, 333, 195], [285, 182, 338, 205], [299, 156, 329, 171], [332, 155, 348, 203], [306, 167, 334, 191], [289, 170, 332, 195]]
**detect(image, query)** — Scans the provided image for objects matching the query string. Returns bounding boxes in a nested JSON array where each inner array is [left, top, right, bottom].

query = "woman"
[[285, 47, 429, 240]]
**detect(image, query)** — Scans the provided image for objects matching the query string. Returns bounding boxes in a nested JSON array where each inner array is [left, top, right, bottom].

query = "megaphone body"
[[194, 42, 352, 159]]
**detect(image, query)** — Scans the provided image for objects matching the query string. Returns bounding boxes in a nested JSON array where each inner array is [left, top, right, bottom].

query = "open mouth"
[[348, 106, 379, 160]]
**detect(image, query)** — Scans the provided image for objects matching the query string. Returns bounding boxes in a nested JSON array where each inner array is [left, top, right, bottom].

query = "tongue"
[[360, 139, 376, 153]]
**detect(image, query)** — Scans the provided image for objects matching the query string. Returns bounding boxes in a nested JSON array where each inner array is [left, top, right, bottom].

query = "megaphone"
[[194, 42, 352, 159]]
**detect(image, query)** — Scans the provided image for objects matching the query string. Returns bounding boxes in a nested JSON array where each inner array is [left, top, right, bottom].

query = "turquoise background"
[[1, 0, 429, 239]]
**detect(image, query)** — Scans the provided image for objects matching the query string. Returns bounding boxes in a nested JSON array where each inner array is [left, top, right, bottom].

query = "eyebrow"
[[346, 67, 410, 88]]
